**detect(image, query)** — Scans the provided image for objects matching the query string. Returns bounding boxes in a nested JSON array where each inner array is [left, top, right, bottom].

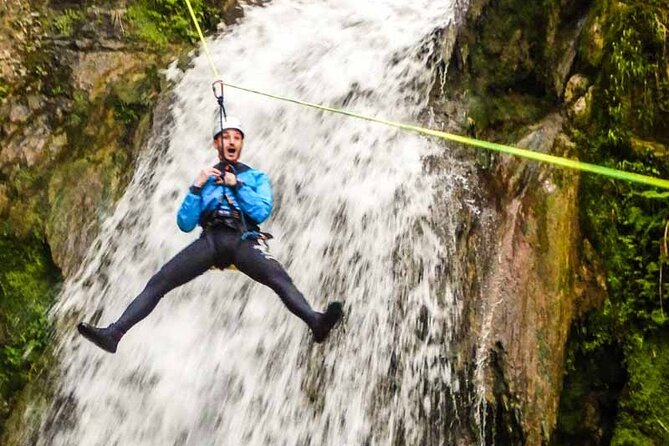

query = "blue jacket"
[[177, 162, 273, 233]]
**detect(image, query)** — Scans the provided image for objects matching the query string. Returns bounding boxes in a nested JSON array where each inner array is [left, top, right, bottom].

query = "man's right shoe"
[[312, 302, 344, 343], [77, 322, 122, 354]]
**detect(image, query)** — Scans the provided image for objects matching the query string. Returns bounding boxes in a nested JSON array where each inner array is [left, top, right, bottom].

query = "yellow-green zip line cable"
[[183, 0, 669, 190], [184, 0, 220, 78]]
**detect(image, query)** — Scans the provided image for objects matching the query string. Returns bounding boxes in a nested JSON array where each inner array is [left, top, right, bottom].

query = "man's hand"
[[194, 167, 222, 187], [222, 171, 237, 186]]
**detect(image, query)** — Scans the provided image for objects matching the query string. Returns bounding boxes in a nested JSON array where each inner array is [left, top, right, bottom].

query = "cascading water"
[[35, 0, 489, 444]]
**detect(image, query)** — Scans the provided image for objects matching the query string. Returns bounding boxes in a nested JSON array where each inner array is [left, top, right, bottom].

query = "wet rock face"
[[46, 159, 115, 277], [481, 115, 590, 445], [0, 49, 146, 275], [71, 51, 148, 97], [444, 115, 605, 445], [434, 0, 609, 444]]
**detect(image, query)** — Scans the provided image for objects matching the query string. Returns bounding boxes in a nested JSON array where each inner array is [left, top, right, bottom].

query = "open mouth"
[[225, 146, 238, 157]]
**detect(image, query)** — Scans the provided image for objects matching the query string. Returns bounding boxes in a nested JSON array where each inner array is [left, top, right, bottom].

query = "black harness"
[[199, 162, 261, 235]]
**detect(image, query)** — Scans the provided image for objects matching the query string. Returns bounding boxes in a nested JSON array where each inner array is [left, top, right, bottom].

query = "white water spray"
[[38, 0, 487, 444]]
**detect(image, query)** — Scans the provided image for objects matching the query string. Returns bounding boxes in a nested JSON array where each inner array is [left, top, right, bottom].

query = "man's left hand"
[[222, 171, 237, 186]]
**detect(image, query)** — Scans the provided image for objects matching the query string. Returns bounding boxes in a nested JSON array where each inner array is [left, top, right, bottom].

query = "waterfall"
[[37, 0, 487, 444]]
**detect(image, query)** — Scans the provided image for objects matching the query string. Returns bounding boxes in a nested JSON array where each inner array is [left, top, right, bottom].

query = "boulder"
[[569, 86, 593, 125], [563, 74, 590, 104], [9, 104, 30, 123]]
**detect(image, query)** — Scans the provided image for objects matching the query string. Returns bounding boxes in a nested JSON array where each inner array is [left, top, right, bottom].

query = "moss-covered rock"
[[0, 0, 240, 271], [0, 0, 242, 439], [610, 334, 669, 445], [438, 0, 669, 444]]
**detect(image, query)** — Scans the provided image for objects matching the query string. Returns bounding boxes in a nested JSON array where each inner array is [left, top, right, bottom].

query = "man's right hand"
[[194, 167, 222, 187]]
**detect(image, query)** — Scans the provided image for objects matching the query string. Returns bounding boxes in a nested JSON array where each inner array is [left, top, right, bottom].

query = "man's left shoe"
[[77, 322, 122, 353], [312, 302, 344, 343]]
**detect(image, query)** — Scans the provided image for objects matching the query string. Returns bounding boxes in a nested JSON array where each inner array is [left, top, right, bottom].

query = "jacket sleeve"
[[176, 189, 203, 232], [236, 172, 273, 224]]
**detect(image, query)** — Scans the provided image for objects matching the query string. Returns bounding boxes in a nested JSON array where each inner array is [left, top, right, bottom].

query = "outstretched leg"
[[78, 234, 218, 352], [233, 238, 342, 342]]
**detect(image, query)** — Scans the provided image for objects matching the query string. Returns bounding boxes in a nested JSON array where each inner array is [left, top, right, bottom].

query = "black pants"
[[112, 226, 317, 335]]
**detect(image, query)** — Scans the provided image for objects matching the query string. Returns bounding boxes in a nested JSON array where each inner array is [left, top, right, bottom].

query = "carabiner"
[[212, 80, 225, 100]]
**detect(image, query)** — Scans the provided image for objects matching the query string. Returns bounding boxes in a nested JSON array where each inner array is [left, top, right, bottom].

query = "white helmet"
[[213, 116, 245, 139]]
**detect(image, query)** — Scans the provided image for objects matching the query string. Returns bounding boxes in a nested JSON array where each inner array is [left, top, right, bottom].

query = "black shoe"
[[312, 302, 344, 343], [77, 322, 122, 353]]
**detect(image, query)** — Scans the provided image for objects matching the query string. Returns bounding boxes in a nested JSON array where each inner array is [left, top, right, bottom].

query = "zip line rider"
[[77, 117, 344, 353]]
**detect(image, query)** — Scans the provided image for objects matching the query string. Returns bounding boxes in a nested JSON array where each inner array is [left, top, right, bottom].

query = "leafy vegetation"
[[0, 235, 61, 434], [610, 334, 669, 445], [575, 0, 669, 360], [557, 1, 669, 444], [127, 0, 227, 46]]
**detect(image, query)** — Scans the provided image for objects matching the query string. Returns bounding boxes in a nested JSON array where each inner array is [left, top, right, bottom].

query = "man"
[[78, 117, 343, 353]]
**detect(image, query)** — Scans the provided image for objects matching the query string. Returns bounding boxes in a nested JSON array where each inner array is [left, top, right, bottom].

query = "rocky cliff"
[[436, 0, 669, 444], [0, 0, 241, 440]]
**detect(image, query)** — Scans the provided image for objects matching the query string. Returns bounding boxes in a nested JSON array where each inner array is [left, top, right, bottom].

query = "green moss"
[[453, 0, 669, 441], [467, 92, 551, 141], [444, 0, 668, 440], [66, 90, 90, 131], [468, 0, 550, 94], [127, 0, 227, 46], [0, 81, 9, 101], [1, 168, 49, 239], [127, 4, 169, 46], [22, 42, 73, 101], [50, 9, 84, 36], [593, 1, 669, 146], [555, 1, 669, 443], [451, 0, 563, 141], [0, 344, 57, 446], [107, 65, 161, 142], [0, 235, 61, 435], [576, 0, 669, 338], [580, 170, 669, 331], [612, 429, 655, 446], [611, 335, 669, 444], [578, 9, 605, 70]]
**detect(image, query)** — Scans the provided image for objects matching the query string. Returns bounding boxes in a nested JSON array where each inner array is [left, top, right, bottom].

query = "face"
[[214, 129, 244, 163]]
